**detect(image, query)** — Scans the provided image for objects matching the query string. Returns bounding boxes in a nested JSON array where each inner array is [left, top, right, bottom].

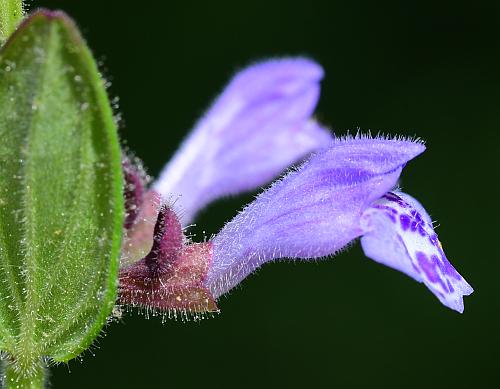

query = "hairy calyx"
[[119, 205, 218, 313]]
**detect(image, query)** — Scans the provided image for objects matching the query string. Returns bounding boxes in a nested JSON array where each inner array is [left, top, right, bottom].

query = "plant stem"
[[0, 0, 24, 43], [2, 358, 47, 389]]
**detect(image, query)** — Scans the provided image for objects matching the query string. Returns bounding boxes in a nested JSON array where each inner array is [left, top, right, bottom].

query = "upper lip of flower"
[[205, 134, 426, 296]]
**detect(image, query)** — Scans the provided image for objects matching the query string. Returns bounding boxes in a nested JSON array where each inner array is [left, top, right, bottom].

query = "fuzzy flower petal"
[[153, 58, 332, 225], [360, 192, 473, 313], [206, 137, 425, 297]]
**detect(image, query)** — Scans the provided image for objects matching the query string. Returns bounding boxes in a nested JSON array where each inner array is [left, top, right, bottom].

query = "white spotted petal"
[[360, 192, 473, 313]]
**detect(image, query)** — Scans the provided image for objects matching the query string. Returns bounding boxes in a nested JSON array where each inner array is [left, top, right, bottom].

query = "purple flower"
[[118, 58, 473, 316], [153, 58, 331, 225]]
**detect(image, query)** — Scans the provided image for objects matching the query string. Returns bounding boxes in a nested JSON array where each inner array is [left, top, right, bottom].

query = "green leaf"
[[0, 8, 123, 372], [0, 0, 24, 43]]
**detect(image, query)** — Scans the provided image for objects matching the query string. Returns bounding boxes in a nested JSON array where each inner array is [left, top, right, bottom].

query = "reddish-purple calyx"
[[119, 205, 218, 313]]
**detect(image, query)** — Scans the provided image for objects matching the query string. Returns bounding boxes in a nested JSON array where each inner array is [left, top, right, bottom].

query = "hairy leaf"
[[0, 0, 24, 43], [0, 9, 123, 367]]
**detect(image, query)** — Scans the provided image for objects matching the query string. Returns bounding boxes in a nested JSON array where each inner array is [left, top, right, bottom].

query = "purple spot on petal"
[[440, 254, 462, 280], [373, 204, 398, 223], [416, 251, 448, 291], [447, 279, 455, 293], [410, 210, 423, 222], [400, 215, 411, 230], [383, 192, 399, 201], [383, 193, 408, 208], [428, 234, 439, 247], [416, 252, 436, 279], [386, 213, 396, 223], [373, 204, 397, 213], [432, 254, 445, 273]]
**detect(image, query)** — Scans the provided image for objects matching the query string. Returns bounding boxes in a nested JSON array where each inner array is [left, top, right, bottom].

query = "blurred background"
[[32, 0, 500, 387]]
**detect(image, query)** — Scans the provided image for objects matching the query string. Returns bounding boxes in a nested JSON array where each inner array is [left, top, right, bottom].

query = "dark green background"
[[32, 0, 499, 388]]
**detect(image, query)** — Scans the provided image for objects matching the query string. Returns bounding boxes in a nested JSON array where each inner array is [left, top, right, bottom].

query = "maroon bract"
[[119, 205, 218, 314]]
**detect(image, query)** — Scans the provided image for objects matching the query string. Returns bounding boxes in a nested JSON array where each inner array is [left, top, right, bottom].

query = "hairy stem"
[[0, 0, 24, 43], [2, 358, 47, 389]]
